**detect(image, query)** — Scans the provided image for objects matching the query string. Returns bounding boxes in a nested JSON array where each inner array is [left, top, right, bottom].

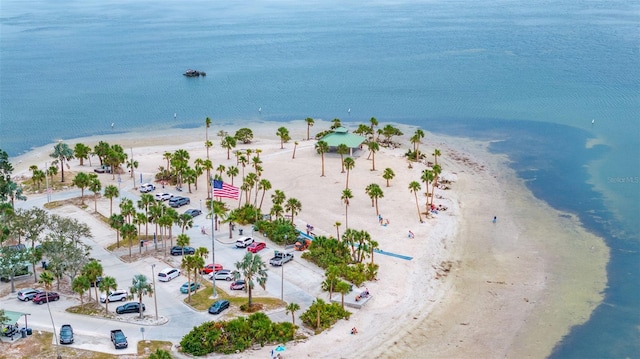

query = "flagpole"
[[210, 177, 217, 298]]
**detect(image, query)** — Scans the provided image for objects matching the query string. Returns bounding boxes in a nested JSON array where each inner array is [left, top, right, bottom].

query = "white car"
[[234, 237, 254, 248], [100, 289, 128, 303], [209, 269, 235, 281], [154, 192, 173, 201], [158, 267, 180, 282], [140, 183, 156, 193]]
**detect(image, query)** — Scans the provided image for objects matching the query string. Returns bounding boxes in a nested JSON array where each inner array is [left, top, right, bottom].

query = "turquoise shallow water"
[[1, 1, 638, 356]]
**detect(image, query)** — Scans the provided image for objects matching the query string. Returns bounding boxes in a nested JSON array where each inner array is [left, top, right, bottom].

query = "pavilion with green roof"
[[320, 127, 366, 155]]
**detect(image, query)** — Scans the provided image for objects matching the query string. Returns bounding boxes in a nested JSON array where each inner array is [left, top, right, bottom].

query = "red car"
[[200, 263, 223, 275], [247, 242, 266, 253], [33, 291, 60, 304]]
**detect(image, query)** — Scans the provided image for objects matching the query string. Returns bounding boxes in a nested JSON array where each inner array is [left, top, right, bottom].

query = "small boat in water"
[[184, 69, 206, 77]]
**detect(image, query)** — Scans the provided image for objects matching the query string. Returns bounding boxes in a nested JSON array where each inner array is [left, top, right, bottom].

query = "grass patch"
[[66, 301, 115, 319], [137, 340, 173, 356], [185, 280, 285, 312]]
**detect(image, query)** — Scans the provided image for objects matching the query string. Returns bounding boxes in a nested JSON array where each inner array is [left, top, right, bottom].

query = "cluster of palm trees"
[[408, 151, 443, 222], [159, 149, 209, 193]]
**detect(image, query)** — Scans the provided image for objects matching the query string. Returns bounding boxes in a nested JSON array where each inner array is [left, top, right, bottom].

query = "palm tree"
[[322, 265, 340, 300], [176, 233, 190, 254], [137, 193, 154, 238], [103, 185, 119, 216], [369, 239, 379, 265], [276, 126, 290, 149], [32, 169, 45, 190], [88, 174, 101, 212], [334, 221, 341, 241], [129, 274, 153, 319], [343, 157, 355, 189], [336, 144, 349, 173], [421, 169, 434, 198], [72, 172, 91, 205], [365, 183, 384, 215], [163, 151, 173, 174], [284, 197, 302, 224], [367, 141, 380, 171], [257, 179, 272, 210], [234, 252, 268, 308], [433, 148, 441, 166], [408, 181, 423, 222], [205, 117, 212, 159], [226, 165, 239, 186], [39, 270, 61, 358], [73, 143, 92, 166], [149, 349, 173, 359], [72, 275, 90, 307], [292, 141, 298, 159], [341, 188, 353, 229], [119, 198, 136, 224], [99, 276, 118, 314], [430, 164, 442, 206], [382, 168, 395, 187], [181, 255, 196, 303], [315, 140, 329, 177], [285, 302, 300, 326], [126, 158, 138, 179], [177, 213, 194, 234], [109, 214, 125, 248], [134, 212, 147, 235], [369, 117, 379, 137], [304, 117, 314, 140], [121, 223, 138, 258], [336, 281, 352, 309], [411, 129, 425, 160], [222, 136, 237, 160], [81, 260, 103, 302], [50, 141, 74, 182]]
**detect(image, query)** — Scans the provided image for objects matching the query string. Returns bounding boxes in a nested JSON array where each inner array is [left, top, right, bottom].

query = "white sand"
[[9, 119, 608, 358]]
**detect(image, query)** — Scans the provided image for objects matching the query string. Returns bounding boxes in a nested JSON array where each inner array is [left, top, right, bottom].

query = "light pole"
[[281, 235, 287, 301], [210, 181, 217, 298], [151, 264, 158, 320]]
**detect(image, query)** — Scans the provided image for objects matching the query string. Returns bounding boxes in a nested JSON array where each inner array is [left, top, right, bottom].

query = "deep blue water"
[[1, 1, 638, 357]]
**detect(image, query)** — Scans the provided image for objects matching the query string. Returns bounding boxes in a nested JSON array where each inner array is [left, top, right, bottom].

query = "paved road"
[[2, 185, 323, 354]]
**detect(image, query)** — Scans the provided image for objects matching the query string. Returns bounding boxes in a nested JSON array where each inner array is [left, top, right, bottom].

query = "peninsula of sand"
[[10, 119, 608, 358]]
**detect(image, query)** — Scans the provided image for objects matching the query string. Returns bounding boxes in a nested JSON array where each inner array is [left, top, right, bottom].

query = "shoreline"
[[8, 119, 608, 358]]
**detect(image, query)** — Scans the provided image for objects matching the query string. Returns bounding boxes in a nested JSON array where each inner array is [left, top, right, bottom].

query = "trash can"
[[21, 328, 27, 338], [238, 229, 244, 235], [26, 328, 32, 335], [140, 240, 144, 248]]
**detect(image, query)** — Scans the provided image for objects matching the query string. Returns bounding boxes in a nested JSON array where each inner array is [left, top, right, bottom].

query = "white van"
[[158, 267, 180, 282], [235, 237, 254, 248]]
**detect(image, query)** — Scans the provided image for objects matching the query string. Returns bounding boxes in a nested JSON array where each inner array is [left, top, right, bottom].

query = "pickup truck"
[[94, 165, 112, 173], [269, 251, 294, 266], [110, 329, 128, 349]]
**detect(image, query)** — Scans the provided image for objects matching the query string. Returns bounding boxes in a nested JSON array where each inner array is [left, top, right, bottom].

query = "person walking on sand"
[[492, 216, 497, 223]]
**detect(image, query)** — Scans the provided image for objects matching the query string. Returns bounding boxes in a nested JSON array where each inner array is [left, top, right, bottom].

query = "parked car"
[[154, 192, 173, 201], [17, 288, 43, 301], [210, 269, 235, 281], [247, 242, 266, 253], [170, 246, 195, 256], [208, 299, 230, 315], [59, 324, 74, 344], [234, 237, 254, 248], [157, 267, 180, 282], [94, 165, 111, 174], [139, 183, 156, 193], [32, 291, 60, 304], [90, 276, 103, 288], [230, 280, 246, 290], [169, 196, 190, 208], [100, 289, 128, 303], [200, 263, 223, 275], [180, 281, 201, 294], [116, 302, 145, 314], [184, 209, 201, 217]]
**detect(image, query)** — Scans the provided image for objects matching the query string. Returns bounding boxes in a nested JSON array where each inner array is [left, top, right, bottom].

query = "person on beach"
[[408, 230, 415, 239], [351, 327, 358, 335], [493, 216, 497, 223]]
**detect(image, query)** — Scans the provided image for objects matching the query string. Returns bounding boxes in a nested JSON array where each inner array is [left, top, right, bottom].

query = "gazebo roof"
[[320, 127, 366, 148], [2, 310, 25, 325]]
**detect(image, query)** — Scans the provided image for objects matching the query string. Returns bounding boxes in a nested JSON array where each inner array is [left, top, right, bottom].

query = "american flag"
[[213, 179, 239, 200]]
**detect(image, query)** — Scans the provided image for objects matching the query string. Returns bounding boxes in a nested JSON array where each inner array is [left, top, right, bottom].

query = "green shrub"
[[300, 299, 351, 332]]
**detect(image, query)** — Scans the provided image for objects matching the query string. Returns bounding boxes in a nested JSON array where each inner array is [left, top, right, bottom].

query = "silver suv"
[[17, 288, 43, 301], [100, 289, 128, 303]]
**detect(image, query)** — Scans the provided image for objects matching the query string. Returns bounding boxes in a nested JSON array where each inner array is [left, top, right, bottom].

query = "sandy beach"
[[9, 119, 608, 358]]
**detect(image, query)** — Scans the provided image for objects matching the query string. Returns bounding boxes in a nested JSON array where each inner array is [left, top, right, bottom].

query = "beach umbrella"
[[270, 345, 286, 358]]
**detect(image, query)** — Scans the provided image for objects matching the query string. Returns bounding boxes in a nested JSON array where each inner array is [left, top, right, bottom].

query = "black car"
[[59, 324, 74, 344], [169, 196, 190, 208], [170, 246, 195, 256], [184, 209, 202, 217], [208, 299, 230, 315], [116, 302, 146, 314]]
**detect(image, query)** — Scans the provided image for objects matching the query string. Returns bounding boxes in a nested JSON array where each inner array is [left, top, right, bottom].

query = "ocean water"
[[1, 0, 638, 357]]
